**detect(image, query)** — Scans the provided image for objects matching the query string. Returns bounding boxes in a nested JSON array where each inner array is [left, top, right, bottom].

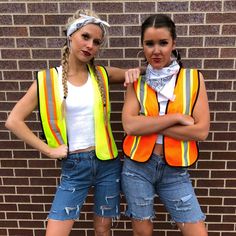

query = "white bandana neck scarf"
[[67, 14, 110, 37], [145, 60, 180, 92]]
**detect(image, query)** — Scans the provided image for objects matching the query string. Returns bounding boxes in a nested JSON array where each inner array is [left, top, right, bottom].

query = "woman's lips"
[[82, 50, 91, 57], [152, 58, 161, 63]]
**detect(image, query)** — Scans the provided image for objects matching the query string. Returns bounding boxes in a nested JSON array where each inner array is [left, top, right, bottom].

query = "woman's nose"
[[86, 40, 93, 49], [153, 44, 160, 54]]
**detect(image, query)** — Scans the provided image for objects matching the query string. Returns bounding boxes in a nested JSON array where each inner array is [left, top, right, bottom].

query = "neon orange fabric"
[[123, 68, 200, 167]]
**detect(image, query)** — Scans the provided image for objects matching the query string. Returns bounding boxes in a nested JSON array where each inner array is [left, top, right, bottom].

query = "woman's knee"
[[132, 219, 153, 236], [94, 215, 111, 236], [177, 221, 208, 236]]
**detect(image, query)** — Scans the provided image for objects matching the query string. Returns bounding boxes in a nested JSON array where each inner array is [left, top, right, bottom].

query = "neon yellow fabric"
[[37, 65, 118, 160]]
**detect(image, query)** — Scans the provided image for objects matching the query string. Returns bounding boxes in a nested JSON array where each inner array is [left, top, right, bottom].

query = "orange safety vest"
[[37, 64, 118, 160], [123, 68, 200, 167]]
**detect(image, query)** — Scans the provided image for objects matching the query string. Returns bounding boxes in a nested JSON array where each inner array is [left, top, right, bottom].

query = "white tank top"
[[65, 75, 95, 152], [156, 75, 177, 144]]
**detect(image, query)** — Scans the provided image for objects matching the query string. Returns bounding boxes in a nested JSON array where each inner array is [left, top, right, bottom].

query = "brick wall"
[[0, 0, 235, 235]]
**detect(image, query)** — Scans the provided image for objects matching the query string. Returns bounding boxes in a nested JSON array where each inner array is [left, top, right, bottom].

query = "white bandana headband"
[[66, 14, 110, 37]]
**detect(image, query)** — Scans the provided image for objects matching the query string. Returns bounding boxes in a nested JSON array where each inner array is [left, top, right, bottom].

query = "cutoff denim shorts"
[[121, 154, 206, 223], [48, 151, 121, 221]]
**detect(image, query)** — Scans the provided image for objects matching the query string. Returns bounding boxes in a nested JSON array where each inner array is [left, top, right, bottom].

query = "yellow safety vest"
[[37, 64, 118, 160], [123, 68, 200, 167]]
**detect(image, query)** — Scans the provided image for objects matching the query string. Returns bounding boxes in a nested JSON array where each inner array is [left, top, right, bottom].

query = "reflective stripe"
[[45, 69, 64, 145], [139, 78, 146, 115], [182, 141, 188, 166], [130, 136, 141, 159], [185, 69, 191, 115], [129, 78, 148, 159], [182, 69, 191, 165]]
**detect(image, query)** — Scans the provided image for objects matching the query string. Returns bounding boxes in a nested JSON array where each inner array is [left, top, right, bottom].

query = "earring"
[[172, 49, 180, 60], [136, 49, 144, 58]]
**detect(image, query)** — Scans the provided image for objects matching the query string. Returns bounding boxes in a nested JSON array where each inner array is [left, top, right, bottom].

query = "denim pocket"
[[62, 159, 76, 171]]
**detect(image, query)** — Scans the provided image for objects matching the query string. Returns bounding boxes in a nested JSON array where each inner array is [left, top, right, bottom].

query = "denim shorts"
[[121, 154, 206, 223], [48, 151, 121, 220]]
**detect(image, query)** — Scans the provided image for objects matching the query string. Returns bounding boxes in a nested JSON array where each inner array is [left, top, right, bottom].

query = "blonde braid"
[[62, 45, 69, 99], [61, 45, 69, 117]]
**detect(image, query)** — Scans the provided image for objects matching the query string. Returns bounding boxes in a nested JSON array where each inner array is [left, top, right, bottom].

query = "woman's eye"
[[82, 34, 89, 40], [159, 41, 168, 46], [145, 41, 154, 47], [93, 39, 101, 46]]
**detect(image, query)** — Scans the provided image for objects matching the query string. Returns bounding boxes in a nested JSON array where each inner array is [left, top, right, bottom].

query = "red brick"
[[93, 2, 123, 13], [157, 2, 188, 11], [125, 2, 155, 13], [2, 49, 30, 59], [0, 15, 12, 25], [222, 25, 236, 35], [14, 15, 43, 25], [60, 3, 90, 13], [211, 170, 236, 179], [206, 13, 236, 23], [47, 38, 65, 48], [5, 195, 30, 203], [32, 49, 61, 59], [9, 229, 34, 236], [209, 102, 230, 111], [189, 48, 219, 58], [177, 37, 203, 47], [17, 38, 46, 48], [221, 48, 236, 58], [18, 60, 47, 70], [45, 15, 68, 25], [19, 220, 44, 228], [7, 212, 31, 219], [208, 223, 234, 231], [30, 26, 60, 37], [205, 37, 235, 46], [3, 178, 29, 186], [28, 3, 58, 13], [0, 26, 28, 37], [174, 13, 204, 24], [125, 26, 141, 37], [190, 25, 220, 35], [224, 0, 236, 11], [0, 220, 18, 227], [204, 59, 234, 69], [191, 1, 222, 11], [219, 70, 236, 80], [109, 14, 139, 25], [0, 3, 25, 13]]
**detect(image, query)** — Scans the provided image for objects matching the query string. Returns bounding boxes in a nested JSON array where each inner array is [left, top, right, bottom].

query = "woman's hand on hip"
[[47, 144, 68, 160]]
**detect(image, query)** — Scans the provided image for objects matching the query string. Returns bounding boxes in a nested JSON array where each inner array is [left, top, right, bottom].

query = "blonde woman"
[[6, 9, 139, 236]]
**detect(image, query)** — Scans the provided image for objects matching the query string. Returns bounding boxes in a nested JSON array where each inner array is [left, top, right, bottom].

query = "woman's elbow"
[[5, 117, 13, 131], [123, 124, 133, 136], [198, 132, 209, 141], [5, 115, 17, 132], [197, 126, 210, 141], [122, 120, 137, 136]]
